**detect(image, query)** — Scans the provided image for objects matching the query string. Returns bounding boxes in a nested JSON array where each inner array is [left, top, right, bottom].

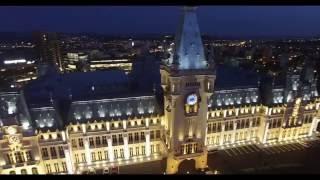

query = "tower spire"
[[172, 6, 208, 70]]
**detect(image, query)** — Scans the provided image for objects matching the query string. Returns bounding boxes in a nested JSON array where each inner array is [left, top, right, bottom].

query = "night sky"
[[1, 6, 320, 37]]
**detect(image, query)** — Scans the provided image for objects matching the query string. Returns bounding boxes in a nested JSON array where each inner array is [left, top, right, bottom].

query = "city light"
[[4, 59, 27, 64]]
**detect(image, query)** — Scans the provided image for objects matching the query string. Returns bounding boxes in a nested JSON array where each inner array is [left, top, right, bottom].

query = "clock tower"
[[161, 6, 216, 174]]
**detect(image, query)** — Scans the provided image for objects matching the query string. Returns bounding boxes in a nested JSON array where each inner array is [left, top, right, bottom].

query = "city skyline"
[[1, 6, 320, 38]]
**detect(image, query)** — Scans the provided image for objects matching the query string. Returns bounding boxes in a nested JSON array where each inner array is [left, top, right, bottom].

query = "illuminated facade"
[[1, 7, 320, 175]]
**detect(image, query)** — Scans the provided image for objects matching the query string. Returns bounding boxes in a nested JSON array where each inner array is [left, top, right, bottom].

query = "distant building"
[[33, 32, 63, 75]]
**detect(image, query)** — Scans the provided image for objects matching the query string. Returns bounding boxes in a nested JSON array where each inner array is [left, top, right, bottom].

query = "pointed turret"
[[172, 6, 208, 70]]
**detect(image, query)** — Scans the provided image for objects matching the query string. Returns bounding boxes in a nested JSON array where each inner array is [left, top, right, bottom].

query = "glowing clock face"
[[187, 94, 198, 105], [8, 136, 19, 144]]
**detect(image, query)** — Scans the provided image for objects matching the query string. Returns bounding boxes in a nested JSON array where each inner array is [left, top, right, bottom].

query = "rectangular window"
[[50, 147, 57, 159], [75, 154, 79, 163], [6, 153, 13, 164], [89, 137, 94, 147], [58, 146, 65, 158], [54, 163, 60, 173], [26, 151, 33, 161], [217, 123, 222, 132], [142, 146, 145, 155], [120, 149, 124, 158], [98, 151, 103, 161], [102, 136, 107, 145], [114, 149, 118, 159], [78, 138, 84, 147], [252, 118, 256, 127], [151, 145, 154, 153], [134, 132, 139, 141], [46, 164, 52, 173], [21, 169, 27, 175], [156, 144, 160, 152], [236, 120, 240, 129], [309, 116, 313, 123], [208, 123, 212, 133], [135, 147, 139, 156], [245, 119, 250, 128], [225, 122, 229, 131], [112, 135, 118, 144], [156, 130, 160, 139], [96, 137, 101, 146], [91, 152, 96, 162], [118, 134, 123, 144], [41, 148, 49, 159], [130, 147, 134, 157], [150, 131, 155, 140], [71, 139, 77, 148], [141, 132, 145, 141], [81, 153, 86, 163], [61, 162, 67, 172], [104, 151, 109, 160], [241, 120, 245, 129], [257, 118, 261, 126], [129, 133, 133, 143], [212, 123, 217, 133], [32, 168, 38, 175], [15, 152, 24, 163]]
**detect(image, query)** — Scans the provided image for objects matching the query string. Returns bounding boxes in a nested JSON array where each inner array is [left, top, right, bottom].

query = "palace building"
[[1, 7, 320, 174]]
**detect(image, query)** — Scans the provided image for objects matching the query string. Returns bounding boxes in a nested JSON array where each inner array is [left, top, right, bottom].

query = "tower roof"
[[172, 6, 208, 70]]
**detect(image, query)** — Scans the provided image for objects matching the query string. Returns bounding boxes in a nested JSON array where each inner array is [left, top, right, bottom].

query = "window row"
[[268, 118, 282, 129], [41, 146, 65, 159], [208, 118, 260, 133], [72, 130, 161, 148], [69, 119, 161, 132], [45, 162, 67, 174], [39, 133, 62, 140], [9, 167, 38, 175], [303, 115, 313, 124], [5, 151, 33, 164]]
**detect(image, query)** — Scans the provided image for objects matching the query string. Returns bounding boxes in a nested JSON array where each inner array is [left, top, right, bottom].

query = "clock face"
[[186, 94, 198, 105], [8, 136, 19, 144]]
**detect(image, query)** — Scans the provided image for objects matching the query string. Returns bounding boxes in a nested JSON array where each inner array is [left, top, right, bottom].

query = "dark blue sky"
[[1, 6, 320, 37]]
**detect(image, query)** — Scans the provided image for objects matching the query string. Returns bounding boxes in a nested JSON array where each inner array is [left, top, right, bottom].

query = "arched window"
[[9, 171, 16, 175], [32, 168, 38, 174], [21, 169, 27, 175]]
